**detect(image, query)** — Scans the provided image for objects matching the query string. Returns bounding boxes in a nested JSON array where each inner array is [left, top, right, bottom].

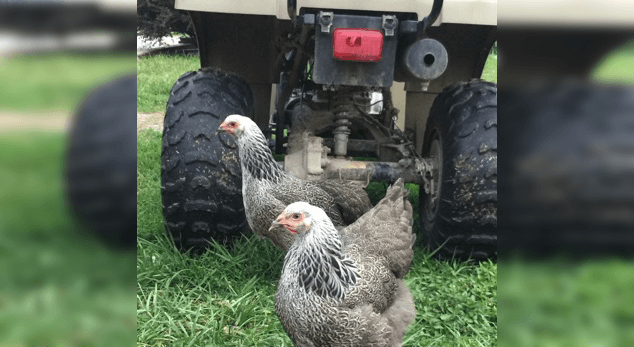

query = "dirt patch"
[[0, 110, 70, 132], [138, 112, 164, 132], [1, 111, 166, 132]]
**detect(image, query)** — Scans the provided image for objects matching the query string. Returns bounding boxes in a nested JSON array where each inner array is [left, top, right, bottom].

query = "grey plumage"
[[274, 179, 417, 346], [219, 115, 372, 251]]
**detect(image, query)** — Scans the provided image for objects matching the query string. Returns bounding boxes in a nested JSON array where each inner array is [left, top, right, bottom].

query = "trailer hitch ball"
[[404, 38, 448, 81]]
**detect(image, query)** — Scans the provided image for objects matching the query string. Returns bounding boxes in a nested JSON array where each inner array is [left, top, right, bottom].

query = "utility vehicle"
[[161, 0, 497, 259]]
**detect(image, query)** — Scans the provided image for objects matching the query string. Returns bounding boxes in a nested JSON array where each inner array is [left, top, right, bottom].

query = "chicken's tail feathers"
[[315, 179, 373, 225], [341, 178, 415, 278]]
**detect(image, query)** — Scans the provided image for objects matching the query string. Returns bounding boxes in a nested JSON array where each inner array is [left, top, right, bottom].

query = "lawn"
[[0, 132, 136, 346], [0, 51, 137, 345], [498, 258, 634, 346], [592, 39, 634, 84], [482, 54, 497, 83], [137, 129, 497, 346], [136, 54, 200, 113], [0, 52, 133, 112]]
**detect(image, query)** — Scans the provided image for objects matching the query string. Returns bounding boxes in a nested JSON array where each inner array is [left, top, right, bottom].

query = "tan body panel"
[[175, 0, 496, 26], [499, 0, 634, 27], [64, 0, 136, 11]]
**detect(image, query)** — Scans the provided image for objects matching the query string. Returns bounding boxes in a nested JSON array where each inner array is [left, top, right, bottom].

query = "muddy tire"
[[420, 80, 497, 260], [66, 74, 137, 247], [499, 82, 634, 255], [161, 68, 254, 253]]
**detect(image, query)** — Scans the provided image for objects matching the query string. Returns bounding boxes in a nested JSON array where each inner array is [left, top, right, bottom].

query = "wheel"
[[161, 68, 254, 253], [499, 81, 634, 255], [420, 80, 497, 260], [66, 74, 137, 247]]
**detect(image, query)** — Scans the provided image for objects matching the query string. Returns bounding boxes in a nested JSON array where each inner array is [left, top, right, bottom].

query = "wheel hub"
[[424, 134, 442, 220]]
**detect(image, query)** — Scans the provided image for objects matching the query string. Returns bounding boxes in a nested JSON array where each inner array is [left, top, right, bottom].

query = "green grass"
[[136, 54, 201, 113], [137, 129, 497, 346], [0, 132, 136, 346], [592, 40, 634, 83], [499, 258, 634, 347], [0, 52, 134, 112], [481, 54, 497, 83]]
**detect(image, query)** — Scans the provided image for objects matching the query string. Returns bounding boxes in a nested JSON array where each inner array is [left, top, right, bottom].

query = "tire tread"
[[421, 79, 498, 261], [161, 68, 254, 252]]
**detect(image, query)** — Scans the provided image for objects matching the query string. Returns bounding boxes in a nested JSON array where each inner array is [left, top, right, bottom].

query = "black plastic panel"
[[313, 13, 398, 87]]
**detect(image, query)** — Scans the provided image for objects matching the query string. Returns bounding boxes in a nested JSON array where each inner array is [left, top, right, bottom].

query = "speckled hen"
[[272, 179, 416, 346], [218, 115, 372, 251]]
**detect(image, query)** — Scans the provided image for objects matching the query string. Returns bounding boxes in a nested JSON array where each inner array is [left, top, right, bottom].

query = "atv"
[[160, 0, 497, 260]]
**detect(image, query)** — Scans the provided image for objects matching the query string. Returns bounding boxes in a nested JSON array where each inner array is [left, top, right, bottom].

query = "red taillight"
[[332, 28, 383, 62]]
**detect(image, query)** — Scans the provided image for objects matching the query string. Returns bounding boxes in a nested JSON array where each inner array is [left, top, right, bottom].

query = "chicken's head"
[[218, 114, 246, 137], [270, 202, 317, 235]]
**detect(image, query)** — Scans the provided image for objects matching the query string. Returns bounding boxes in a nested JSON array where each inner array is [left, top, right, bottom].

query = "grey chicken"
[[218, 114, 372, 251], [272, 179, 416, 346]]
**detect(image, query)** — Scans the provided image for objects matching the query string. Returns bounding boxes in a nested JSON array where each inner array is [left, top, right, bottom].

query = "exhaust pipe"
[[403, 38, 448, 81]]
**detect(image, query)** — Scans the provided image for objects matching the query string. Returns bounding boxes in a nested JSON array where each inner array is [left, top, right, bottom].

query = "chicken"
[[218, 114, 372, 251], [272, 179, 416, 346]]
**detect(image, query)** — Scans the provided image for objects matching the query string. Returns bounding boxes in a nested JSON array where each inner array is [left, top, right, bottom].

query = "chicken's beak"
[[269, 212, 286, 232], [216, 123, 227, 135], [268, 220, 281, 232]]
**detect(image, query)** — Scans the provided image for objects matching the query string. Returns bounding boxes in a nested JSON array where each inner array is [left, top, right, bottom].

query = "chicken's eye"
[[292, 213, 300, 220], [229, 122, 236, 127]]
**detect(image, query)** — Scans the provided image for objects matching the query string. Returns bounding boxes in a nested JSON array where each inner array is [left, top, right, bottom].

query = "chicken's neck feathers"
[[236, 125, 284, 183], [285, 215, 358, 301]]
